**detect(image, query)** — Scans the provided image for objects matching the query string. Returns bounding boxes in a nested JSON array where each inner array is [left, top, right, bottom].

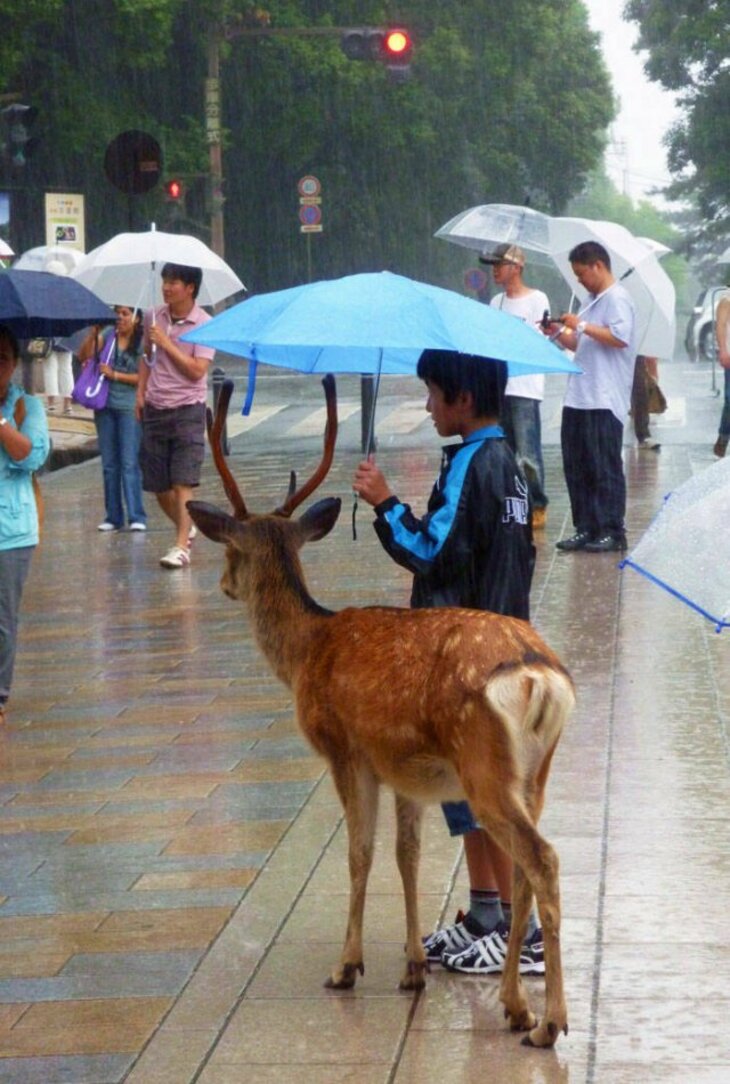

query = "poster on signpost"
[[45, 192, 86, 252]]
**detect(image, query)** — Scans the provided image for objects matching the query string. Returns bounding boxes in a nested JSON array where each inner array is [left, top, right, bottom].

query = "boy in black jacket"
[[353, 350, 544, 976]]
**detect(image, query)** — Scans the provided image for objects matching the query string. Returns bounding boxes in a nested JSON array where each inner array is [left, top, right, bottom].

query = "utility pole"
[[202, 15, 414, 259], [206, 25, 225, 258]]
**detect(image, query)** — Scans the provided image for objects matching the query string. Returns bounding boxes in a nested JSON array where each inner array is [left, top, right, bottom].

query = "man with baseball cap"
[[480, 244, 550, 529]]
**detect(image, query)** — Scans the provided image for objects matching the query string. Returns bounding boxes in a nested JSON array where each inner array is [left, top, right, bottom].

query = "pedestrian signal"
[[164, 178, 184, 201]]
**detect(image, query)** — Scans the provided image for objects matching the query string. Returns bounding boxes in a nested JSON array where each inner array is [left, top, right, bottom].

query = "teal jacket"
[[0, 383, 51, 551]]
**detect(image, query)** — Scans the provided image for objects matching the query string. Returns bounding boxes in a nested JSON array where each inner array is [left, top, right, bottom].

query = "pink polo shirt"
[[143, 303, 215, 409]]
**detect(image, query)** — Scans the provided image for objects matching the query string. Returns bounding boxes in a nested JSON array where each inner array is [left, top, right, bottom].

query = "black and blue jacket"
[[373, 426, 534, 619]]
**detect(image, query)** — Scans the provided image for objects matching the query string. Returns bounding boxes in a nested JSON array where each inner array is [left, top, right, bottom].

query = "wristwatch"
[[576, 320, 587, 335]]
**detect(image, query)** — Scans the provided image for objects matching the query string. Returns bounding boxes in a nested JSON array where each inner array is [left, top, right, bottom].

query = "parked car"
[[685, 286, 729, 361]]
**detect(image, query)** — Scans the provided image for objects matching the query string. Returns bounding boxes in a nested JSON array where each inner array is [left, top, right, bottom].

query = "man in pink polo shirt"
[[137, 263, 215, 569]]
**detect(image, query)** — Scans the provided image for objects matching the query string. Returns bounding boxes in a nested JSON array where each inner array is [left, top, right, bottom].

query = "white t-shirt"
[[564, 283, 636, 422], [490, 289, 550, 400]]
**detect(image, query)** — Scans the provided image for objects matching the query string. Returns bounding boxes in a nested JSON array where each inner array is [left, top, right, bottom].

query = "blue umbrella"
[[182, 270, 579, 380], [0, 269, 115, 338]]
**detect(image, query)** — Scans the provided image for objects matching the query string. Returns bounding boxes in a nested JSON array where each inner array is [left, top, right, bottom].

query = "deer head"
[[187, 374, 341, 603]]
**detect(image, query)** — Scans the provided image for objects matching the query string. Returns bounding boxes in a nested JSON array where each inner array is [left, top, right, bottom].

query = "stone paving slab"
[[0, 357, 727, 1081]]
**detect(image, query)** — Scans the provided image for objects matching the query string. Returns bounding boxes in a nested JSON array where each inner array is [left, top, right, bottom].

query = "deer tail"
[[485, 658, 575, 754]]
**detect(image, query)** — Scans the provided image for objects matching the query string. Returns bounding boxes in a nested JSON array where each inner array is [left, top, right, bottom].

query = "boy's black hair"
[[568, 241, 611, 270], [0, 324, 20, 359], [417, 350, 507, 418], [160, 263, 203, 299]]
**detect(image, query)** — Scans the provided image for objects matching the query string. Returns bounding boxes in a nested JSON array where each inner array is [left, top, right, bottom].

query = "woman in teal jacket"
[[0, 324, 50, 723]]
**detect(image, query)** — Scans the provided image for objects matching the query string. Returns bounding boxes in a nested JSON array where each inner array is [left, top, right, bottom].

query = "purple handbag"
[[71, 335, 114, 410]]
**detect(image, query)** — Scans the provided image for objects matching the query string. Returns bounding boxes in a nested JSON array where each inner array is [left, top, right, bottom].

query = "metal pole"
[[206, 27, 225, 260], [360, 374, 378, 456], [211, 367, 230, 455]]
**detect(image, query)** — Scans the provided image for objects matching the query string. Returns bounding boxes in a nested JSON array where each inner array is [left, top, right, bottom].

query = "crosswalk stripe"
[[289, 401, 360, 436], [378, 401, 428, 434], [226, 404, 288, 437]]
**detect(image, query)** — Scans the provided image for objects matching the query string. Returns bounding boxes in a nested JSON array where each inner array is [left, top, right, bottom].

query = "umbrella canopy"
[[0, 239, 14, 259], [13, 244, 84, 273], [435, 205, 676, 358], [181, 270, 580, 377], [621, 456, 730, 632], [0, 269, 115, 338], [72, 229, 245, 309]]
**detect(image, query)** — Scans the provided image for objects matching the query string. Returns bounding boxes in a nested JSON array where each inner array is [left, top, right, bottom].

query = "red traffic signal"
[[340, 27, 413, 71], [383, 29, 412, 60], [164, 178, 183, 201]]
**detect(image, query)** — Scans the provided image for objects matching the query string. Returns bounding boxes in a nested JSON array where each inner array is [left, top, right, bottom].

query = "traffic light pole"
[[203, 20, 412, 259], [206, 25, 225, 260]]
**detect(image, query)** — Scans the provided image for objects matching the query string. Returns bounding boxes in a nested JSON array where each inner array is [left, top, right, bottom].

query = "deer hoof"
[[399, 960, 428, 991], [324, 961, 363, 990], [521, 1017, 566, 1048], [506, 1007, 537, 1033]]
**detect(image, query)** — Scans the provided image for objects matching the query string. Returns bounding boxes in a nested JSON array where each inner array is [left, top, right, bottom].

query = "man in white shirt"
[[480, 243, 550, 529], [545, 241, 636, 553]]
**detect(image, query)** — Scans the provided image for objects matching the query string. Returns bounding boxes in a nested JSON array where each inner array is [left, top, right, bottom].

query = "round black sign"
[[104, 130, 162, 195]]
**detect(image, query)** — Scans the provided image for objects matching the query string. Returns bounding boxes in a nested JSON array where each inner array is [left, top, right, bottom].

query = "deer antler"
[[276, 374, 338, 517], [207, 378, 248, 520]]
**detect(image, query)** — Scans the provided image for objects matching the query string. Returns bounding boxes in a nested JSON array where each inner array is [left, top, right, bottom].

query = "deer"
[[187, 376, 575, 1049]]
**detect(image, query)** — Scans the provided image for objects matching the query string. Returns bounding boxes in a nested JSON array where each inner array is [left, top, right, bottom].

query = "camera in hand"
[[540, 310, 559, 329]]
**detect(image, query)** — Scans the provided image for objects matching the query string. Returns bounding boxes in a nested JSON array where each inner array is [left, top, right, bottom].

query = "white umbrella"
[[71, 228, 246, 309], [637, 236, 672, 258], [435, 205, 676, 358], [621, 456, 730, 632], [0, 239, 14, 259], [13, 244, 83, 273]]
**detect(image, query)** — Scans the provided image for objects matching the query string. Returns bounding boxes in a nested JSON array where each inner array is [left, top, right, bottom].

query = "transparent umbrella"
[[436, 205, 676, 357], [621, 457, 730, 632]]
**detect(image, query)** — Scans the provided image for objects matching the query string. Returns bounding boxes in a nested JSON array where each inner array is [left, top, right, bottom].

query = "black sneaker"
[[584, 533, 627, 553], [422, 910, 486, 964], [555, 530, 593, 551]]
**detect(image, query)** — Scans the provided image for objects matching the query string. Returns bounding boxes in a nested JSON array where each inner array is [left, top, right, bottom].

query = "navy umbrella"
[[0, 269, 115, 338]]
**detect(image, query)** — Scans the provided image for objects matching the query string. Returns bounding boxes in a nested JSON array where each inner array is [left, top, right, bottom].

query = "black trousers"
[[560, 406, 626, 537]]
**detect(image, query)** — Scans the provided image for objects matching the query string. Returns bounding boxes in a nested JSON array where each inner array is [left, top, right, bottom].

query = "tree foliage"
[[1, 0, 615, 293], [624, 0, 730, 244]]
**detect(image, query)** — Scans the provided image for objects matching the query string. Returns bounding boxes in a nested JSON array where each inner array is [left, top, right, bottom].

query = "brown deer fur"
[[187, 378, 575, 1048]]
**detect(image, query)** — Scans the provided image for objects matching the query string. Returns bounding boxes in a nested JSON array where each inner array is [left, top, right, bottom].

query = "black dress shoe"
[[584, 533, 627, 553], [555, 530, 593, 551]]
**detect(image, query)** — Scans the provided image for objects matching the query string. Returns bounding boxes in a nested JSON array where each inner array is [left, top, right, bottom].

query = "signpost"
[[298, 175, 322, 282]]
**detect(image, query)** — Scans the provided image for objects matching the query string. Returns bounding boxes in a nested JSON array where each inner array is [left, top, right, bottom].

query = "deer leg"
[[394, 793, 426, 991], [499, 861, 535, 1034], [502, 817, 566, 1047], [324, 760, 380, 991]]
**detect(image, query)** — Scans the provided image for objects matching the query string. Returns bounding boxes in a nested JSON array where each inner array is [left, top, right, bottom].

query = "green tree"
[[1, 0, 615, 293], [624, 0, 730, 245]]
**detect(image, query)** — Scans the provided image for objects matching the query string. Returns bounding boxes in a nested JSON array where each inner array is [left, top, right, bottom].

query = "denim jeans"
[[719, 369, 730, 439], [0, 546, 34, 705], [502, 395, 548, 510], [442, 799, 479, 836], [94, 408, 146, 527]]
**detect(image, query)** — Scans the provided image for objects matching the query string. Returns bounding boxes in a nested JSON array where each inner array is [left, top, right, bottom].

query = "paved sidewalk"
[[0, 358, 728, 1082]]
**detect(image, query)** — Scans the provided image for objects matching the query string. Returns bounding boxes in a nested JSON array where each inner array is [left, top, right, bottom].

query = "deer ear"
[[297, 497, 341, 542], [187, 500, 245, 545]]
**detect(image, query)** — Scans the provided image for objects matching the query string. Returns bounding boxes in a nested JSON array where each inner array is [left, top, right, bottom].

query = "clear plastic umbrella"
[[621, 456, 730, 632], [435, 205, 676, 358], [13, 244, 83, 273]]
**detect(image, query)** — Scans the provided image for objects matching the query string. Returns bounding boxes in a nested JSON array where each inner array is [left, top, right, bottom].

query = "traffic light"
[[340, 27, 413, 79], [1, 104, 39, 168], [164, 178, 184, 202]]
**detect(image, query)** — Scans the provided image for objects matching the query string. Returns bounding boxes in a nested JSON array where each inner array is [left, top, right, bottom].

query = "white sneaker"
[[97, 521, 119, 532], [160, 545, 191, 569], [129, 522, 147, 532]]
